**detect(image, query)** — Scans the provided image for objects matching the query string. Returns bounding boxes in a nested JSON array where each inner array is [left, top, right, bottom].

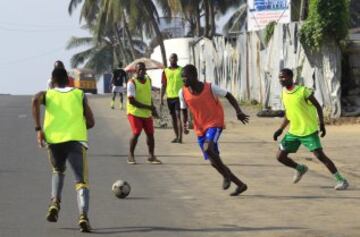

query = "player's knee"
[[204, 143, 215, 156], [53, 167, 66, 174], [170, 112, 177, 120], [175, 111, 181, 119], [132, 133, 141, 139], [276, 150, 286, 162], [313, 149, 327, 161], [75, 182, 89, 190]]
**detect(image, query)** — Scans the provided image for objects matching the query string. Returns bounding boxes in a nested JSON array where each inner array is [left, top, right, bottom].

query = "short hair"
[[54, 60, 65, 69], [52, 68, 69, 86], [169, 53, 178, 59], [280, 68, 293, 78], [136, 62, 145, 69], [182, 64, 197, 78]]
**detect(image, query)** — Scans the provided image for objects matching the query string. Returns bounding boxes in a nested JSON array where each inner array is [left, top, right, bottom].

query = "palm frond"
[[66, 36, 95, 50], [68, 0, 83, 15], [70, 47, 97, 68], [84, 45, 114, 76]]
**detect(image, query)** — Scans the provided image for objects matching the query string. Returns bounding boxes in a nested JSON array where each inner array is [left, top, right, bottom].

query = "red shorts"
[[127, 114, 154, 135]]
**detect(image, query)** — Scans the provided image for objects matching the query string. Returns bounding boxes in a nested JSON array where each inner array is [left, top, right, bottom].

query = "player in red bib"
[[179, 64, 249, 196]]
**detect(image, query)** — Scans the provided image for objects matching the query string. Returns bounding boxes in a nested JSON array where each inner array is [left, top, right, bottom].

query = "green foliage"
[[300, 0, 350, 51], [264, 21, 276, 46]]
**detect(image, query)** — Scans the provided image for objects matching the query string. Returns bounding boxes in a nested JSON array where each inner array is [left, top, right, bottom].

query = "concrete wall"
[[148, 38, 194, 88]]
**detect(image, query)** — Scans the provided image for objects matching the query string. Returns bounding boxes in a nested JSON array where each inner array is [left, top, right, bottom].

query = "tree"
[[222, 3, 247, 35], [66, 35, 115, 76], [68, 0, 100, 25], [141, 0, 168, 66], [92, 0, 168, 66]]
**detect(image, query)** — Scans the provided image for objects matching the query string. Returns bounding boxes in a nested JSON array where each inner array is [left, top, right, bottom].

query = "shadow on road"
[[244, 194, 360, 200], [61, 225, 306, 235]]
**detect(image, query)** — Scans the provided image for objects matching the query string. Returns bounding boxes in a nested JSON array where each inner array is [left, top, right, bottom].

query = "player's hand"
[[319, 123, 326, 137], [151, 106, 160, 119], [183, 122, 189, 135], [237, 112, 249, 124], [273, 128, 283, 141], [36, 130, 46, 148]]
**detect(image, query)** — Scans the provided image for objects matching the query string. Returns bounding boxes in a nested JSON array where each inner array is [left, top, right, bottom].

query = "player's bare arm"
[[128, 97, 152, 111], [32, 91, 46, 147], [181, 108, 189, 134], [273, 116, 289, 141], [307, 94, 326, 137], [83, 96, 95, 129], [160, 71, 167, 105], [225, 92, 249, 124]]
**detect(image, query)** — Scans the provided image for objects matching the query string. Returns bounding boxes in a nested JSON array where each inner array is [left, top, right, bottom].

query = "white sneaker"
[[334, 180, 349, 190], [293, 165, 308, 183]]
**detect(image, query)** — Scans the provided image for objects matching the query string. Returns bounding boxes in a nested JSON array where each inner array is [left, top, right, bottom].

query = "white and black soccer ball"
[[112, 180, 131, 199]]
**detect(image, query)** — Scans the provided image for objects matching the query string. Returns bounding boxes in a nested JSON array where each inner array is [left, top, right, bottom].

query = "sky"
[[0, 1, 87, 95], [0, 1, 235, 95]]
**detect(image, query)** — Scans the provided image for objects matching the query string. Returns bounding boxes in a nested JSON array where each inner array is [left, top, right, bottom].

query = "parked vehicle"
[[71, 68, 97, 94]]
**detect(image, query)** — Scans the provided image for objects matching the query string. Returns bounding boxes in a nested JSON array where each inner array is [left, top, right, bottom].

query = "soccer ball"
[[112, 180, 131, 199]]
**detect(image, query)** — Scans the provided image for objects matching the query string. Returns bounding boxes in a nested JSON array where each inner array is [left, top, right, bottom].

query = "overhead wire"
[[0, 46, 66, 68]]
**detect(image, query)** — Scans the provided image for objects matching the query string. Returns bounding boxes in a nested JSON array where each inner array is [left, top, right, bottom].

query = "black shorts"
[[167, 98, 180, 115], [48, 141, 89, 188]]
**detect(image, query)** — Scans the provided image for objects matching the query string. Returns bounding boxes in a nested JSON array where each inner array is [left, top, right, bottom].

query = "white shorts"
[[112, 86, 125, 93]]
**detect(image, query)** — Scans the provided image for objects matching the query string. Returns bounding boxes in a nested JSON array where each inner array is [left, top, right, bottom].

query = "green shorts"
[[280, 132, 322, 153]]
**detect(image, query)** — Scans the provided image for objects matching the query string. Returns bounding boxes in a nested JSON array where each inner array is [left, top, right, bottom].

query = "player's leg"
[[111, 89, 117, 109], [167, 99, 179, 143], [197, 132, 225, 177], [174, 99, 183, 143], [119, 90, 124, 110], [312, 148, 349, 190], [278, 133, 308, 183], [202, 128, 247, 195], [47, 144, 67, 222], [127, 115, 143, 164], [66, 142, 91, 232], [144, 117, 161, 164], [204, 140, 247, 196]]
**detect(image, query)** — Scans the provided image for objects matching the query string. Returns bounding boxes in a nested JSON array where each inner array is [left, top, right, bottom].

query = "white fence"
[[191, 23, 342, 118]]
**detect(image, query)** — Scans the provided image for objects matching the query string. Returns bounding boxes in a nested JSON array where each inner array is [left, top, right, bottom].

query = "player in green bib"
[[273, 68, 348, 190], [126, 62, 161, 165], [32, 68, 95, 232], [160, 53, 184, 143]]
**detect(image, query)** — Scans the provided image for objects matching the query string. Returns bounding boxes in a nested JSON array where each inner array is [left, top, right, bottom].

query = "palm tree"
[[140, 0, 168, 66], [66, 20, 147, 76], [66, 35, 115, 76], [68, 0, 144, 65], [161, 0, 241, 38], [68, 0, 100, 25], [207, 0, 242, 38], [96, 0, 139, 61], [96, 0, 169, 66], [222, 3, 247, 35]]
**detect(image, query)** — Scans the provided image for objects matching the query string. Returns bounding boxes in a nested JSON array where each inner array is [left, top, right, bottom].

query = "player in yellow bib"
[[127, 62, 161, 165], [32, 68, 95, 232], [160, 53, 184, 143], [273, 68, 348, 190]]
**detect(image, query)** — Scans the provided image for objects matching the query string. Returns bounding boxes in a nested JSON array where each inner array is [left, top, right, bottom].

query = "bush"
[[300, 0, 350, 51]]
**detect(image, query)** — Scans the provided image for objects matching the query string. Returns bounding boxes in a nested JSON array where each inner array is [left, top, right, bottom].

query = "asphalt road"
[[0, 95, 196, 237], [1, 94, 360, 237]]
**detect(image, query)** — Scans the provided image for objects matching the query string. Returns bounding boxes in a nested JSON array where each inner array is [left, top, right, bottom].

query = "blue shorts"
[[197, 128, 223, 160]]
